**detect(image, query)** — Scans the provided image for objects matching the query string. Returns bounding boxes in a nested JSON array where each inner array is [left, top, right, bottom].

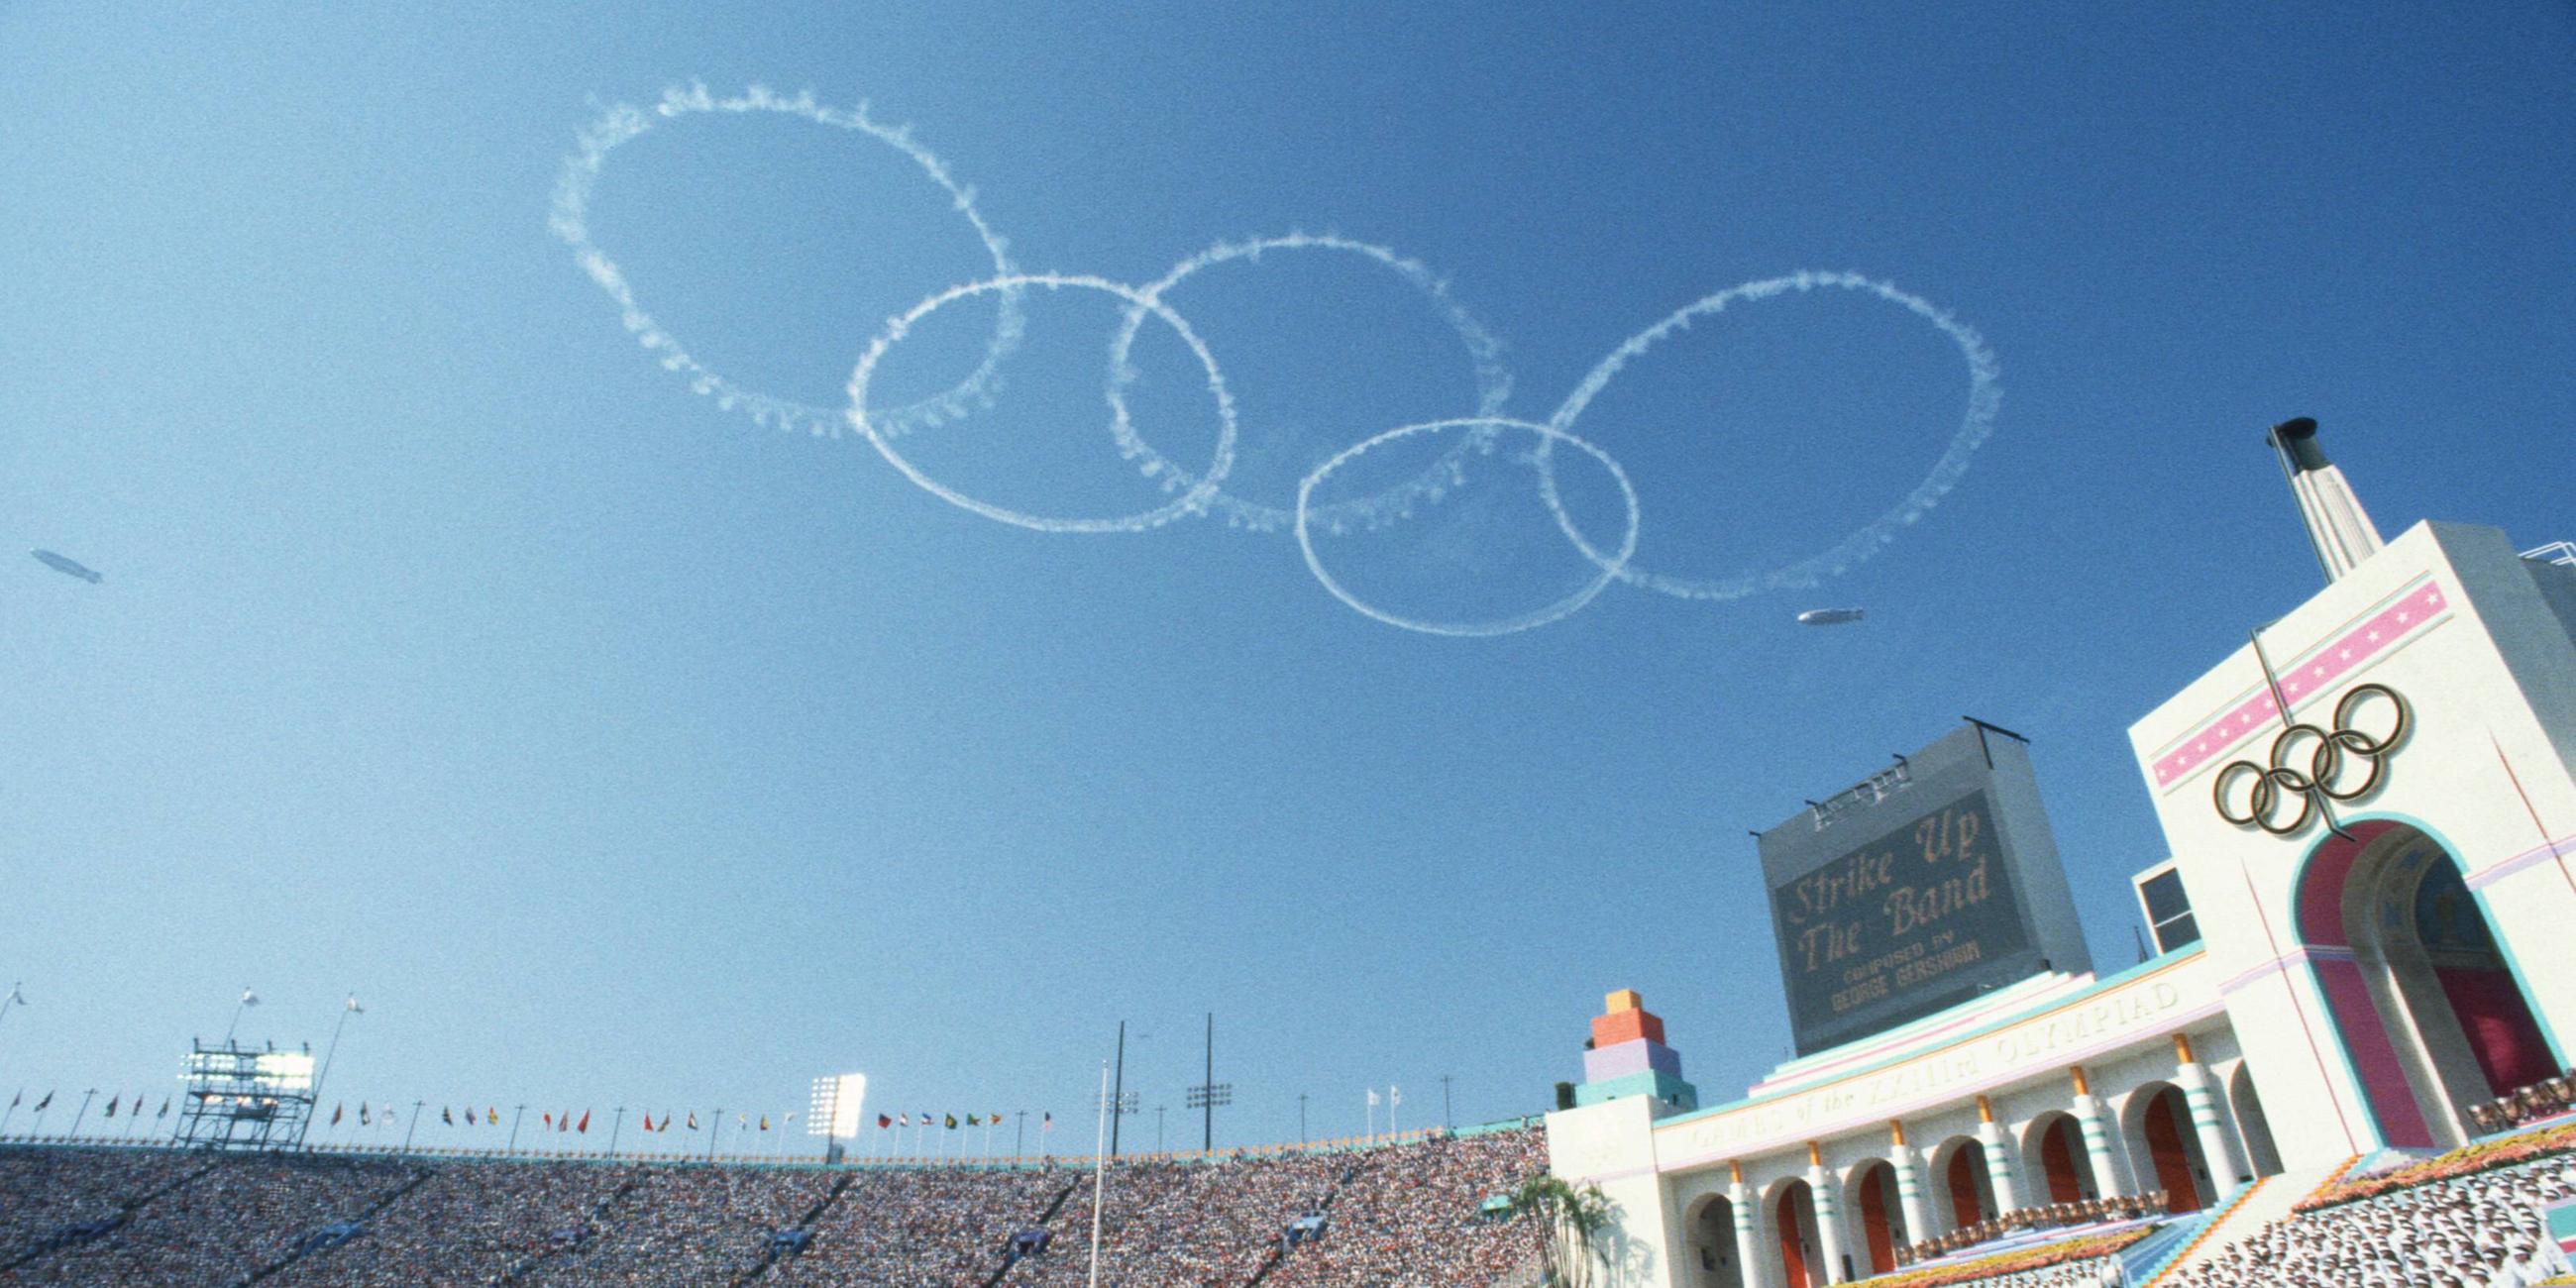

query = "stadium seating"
[[0, 1125, 1550, 1285]]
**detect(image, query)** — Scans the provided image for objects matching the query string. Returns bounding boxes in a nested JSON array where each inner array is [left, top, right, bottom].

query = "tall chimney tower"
[[2267, 417, 2384, 582]]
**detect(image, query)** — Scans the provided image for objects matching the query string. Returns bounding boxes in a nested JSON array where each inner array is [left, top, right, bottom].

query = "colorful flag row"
[[874, 1112, 1049, 1130]]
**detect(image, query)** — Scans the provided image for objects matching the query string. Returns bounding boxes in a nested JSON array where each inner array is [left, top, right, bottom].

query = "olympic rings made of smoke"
[[550, 83, 2004, 637]]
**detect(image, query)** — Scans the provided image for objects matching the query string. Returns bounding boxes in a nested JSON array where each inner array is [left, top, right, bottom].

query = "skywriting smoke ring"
[[847, 273, 1238, 534], [1295, 417, 1640, 638], [550, 82, 1024, 440], [1104, 233, 1515, 534], [1540, 270, 2002, 601]]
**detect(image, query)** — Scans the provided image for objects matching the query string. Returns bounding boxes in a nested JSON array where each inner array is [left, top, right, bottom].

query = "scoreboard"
[[1758, 723, 2093, 1057]]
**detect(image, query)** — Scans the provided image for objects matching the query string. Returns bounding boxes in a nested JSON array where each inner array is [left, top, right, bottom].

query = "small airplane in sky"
[[31, 550, 103, 584], [1796, 607, 1864, 626]]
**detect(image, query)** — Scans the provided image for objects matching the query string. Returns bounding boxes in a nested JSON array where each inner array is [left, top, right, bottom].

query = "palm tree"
[[1512, 1174, 1613, 1287]]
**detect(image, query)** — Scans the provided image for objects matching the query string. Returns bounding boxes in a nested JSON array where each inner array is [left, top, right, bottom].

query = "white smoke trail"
[[1542, 270, 2002, 601], [1103, 233, 1514, 534], [549, 82, 1024, 440], [1295, 417, 1639, 637], [846, 273, 1239, 534]]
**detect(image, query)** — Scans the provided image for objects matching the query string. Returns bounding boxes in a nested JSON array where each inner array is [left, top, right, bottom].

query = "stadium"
[[5, 425, 2573, 1286], [6, 6, 2574, 1285]]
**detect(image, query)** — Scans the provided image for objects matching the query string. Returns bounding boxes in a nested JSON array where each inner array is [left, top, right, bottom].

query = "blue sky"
[[2, 2, 2570, 1152]]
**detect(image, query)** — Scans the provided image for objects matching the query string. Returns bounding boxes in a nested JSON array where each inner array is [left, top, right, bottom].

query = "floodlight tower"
[[1185, 1013, 1232, 1151]]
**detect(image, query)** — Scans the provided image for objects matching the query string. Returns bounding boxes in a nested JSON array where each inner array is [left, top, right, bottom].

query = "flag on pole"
[[240, 988, 260, 1007], [966, 1114, 979, 1127], [1390, 1085, 1402, 1106], [360, 1104, 372, 1126], [559, 1111, 571, 1132], [442, 1107, 455, 1126], [158, 1098, 170, 1119], [641, 1113, 654, 1131], [7, 1091, 18, 1111], [687, 1112, 698, 1130], [759, 1116, 769, 1130], [577, 1110, 590, 1133], [945, 1114, 958, 1129], [1366, 1090, 1379, 1107], [543, 1112, 553, 1129], [103, 1096, 118, 1119], [32, 1092, 50, 1112], [878, 1114, 892, 1129], [331, 1103, 344, 1126], [346, 996, 365, 1014], [487, 1107, 498, 1125], [898, 1113, 911, 1128]]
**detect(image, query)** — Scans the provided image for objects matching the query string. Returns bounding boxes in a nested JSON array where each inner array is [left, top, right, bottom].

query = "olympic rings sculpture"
[[553, 83, 2006, 636], [2211, 683, 2412, 835]]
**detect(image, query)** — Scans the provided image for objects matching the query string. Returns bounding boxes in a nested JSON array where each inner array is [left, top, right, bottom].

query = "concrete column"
[[2071, 1094, 2130, 1198], [1976, 1124, 2023, 1215], [1806, 1160, 1850, 1284], [1729, 1179, 1766, 1288], [1889, 1145, 1935, 1250], [2175, 1059, 2245, 1189]]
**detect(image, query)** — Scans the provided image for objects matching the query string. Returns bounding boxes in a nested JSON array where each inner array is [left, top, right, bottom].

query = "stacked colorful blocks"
[[1575, 989, 1699, 1114]]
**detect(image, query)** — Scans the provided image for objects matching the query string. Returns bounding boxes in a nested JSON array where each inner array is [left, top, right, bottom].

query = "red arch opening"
[[2142, 1087, 2204, 1213], [2040, 1117, 2085, 1203], [1856, 1162, 1897, 1274], [1946, 1145, 1986, 1228], [1774, 1180, 1817, 1288]]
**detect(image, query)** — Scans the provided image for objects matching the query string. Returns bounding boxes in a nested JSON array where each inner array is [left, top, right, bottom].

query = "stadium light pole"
[[1109, 1020, 1127, 1156], [298, 994, 362, 1149], [507, 1105, 527, 1154]]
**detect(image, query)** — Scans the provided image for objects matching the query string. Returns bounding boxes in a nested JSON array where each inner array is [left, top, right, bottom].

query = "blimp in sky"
[[31, 550, 103, 584], [1795, 607, 1864, 625]]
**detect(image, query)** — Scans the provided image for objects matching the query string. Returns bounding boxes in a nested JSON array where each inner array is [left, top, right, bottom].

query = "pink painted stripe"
[[2152, 580, 2449, 791], [2465, 831, 2576, 892], [2218, 945, 2357, 997]]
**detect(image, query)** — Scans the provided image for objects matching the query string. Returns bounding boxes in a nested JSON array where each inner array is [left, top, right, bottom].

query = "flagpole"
[[1088, 1060, 1110, 1288], [709, 1108, 724, 1161], [69, 1089, 97, 1139], [0, 983, 26, 1041], [401, 1100, 424, 1155], [508, 1105, 526, 1155], [1016, 1111, 1026, 1159], [299, 995, 361, 1149], [1, 1091, 19, 1137]]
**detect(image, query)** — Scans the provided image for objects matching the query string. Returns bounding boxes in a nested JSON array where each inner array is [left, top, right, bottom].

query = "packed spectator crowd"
[[1263, 1127, 1548, 1287], [773, 1164, 1065, 1286], [2469, 1071, 2576, 1137], [0, 1127, 1548, 1285], [4, 1151, 416, 1284], [1895, 1194, 2169, 1267], [270, 1158, 632, 1286], [2167, 1155, 2575, 1288]]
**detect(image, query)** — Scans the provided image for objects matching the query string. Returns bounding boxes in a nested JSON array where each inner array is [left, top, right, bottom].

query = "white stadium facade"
[[1547, 420, 2576, 1287]]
